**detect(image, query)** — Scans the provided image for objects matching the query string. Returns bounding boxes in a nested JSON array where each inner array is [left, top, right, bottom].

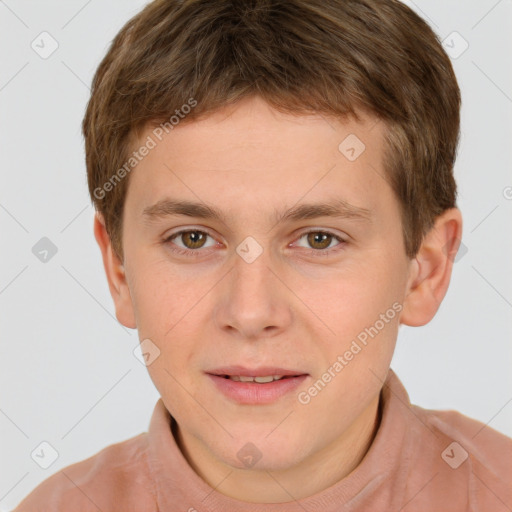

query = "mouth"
[[205, 366, 309, 404], [219, 374, 296, 383]]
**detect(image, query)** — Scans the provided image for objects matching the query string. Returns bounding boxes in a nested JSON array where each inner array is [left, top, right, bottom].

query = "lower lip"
[[207, 374, 308, 405]]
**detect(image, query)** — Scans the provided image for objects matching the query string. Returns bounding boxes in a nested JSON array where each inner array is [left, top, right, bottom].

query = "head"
[[86, 0, 463, 496]]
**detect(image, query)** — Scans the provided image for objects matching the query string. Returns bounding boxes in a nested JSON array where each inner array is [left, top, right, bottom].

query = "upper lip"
[[206, 366, 308, 377]]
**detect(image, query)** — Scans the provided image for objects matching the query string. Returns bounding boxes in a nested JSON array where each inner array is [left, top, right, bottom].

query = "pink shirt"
[[14, 370, 512, 511]]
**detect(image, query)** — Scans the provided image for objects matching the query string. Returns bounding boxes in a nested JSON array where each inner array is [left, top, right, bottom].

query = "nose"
[[213, 248, 293, 341]]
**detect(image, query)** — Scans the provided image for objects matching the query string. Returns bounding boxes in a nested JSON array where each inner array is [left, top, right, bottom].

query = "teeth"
[[227, 375, 285, 383], [254, 376, 275, 383]]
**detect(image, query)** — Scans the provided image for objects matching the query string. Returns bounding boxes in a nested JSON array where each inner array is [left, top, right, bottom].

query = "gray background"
[[1, 1, 511, 509]]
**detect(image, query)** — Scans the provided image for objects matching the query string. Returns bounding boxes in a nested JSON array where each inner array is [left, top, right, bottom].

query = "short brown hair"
[[83, 0, 460, 260]]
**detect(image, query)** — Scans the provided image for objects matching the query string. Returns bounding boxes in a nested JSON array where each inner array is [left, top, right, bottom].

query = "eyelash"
[[163, 228, 347, 258]]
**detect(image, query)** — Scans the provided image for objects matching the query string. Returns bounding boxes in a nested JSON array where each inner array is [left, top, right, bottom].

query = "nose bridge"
[[213, 244, 292, 339], [231, 234, 276, 294], [233, 249, 273, 299]]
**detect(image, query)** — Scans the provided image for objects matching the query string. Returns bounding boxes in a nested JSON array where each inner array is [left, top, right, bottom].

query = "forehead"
[[124, 97, 392, 223]]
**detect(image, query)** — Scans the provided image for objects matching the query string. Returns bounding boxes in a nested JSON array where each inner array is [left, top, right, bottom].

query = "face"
[[117, 96, 415, 475]]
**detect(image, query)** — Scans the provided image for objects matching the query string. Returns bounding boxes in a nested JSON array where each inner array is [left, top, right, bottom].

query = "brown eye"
[[166, 230, 216, 253], [306, 232, 334, 250], [294, 230, 346, 254], [178, 231, 207, 249]]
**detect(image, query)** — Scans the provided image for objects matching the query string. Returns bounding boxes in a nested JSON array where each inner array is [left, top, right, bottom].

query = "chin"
[[213, 431, 309, 472]]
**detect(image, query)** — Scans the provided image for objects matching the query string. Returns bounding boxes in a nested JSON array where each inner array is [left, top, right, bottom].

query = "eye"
[[163, 228, 346, 258], [294, 230, 346, 253], [164, 229, 217, 255]]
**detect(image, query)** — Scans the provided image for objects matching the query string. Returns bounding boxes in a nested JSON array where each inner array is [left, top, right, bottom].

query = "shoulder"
[[415, 405, 512, 472], [408, 404, 512, 511], [13, 433, 157, 512]]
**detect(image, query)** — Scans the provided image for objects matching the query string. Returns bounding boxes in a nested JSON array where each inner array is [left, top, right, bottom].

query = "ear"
[[400, 207, 463, 327], [93, 212, 137, 329]]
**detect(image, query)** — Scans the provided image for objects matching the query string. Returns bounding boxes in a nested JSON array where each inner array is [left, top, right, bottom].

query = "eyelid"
[[164, 225, 215, 237]]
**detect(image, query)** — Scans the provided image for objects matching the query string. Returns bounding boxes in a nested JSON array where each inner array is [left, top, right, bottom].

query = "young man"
[[14, 0, 512, 510]]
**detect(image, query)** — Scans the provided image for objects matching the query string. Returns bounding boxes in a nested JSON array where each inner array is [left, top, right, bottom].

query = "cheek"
[[309, 261, 404, 335], [303, 257, 405, 392], [128, 258, 211, 377], [129, 256, 193, 333], [130, 263, 203, 402], [300, 284, 400, 422]]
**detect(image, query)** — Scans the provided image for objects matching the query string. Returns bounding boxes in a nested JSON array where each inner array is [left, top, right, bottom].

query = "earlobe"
[[93, 212, 137, 329], [400, 208, 463, 327]]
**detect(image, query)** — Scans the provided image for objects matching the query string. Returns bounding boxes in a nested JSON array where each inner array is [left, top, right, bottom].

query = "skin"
[[94, 96, 462, 503]]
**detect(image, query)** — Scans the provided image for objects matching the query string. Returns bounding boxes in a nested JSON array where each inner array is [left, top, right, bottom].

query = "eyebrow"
[[142, 197, 372, 226]]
